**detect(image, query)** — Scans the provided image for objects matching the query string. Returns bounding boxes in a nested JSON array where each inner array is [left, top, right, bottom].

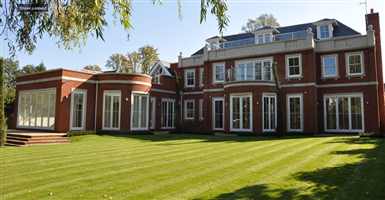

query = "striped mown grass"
[[1, 134, 384, 200]]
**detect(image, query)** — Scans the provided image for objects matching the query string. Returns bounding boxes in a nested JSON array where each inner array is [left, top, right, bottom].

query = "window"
[[212, 97, 224, 130], [346, 52, 364, 76], [319, 24, 331, 39], [150, 97, 156, 129], [264, 33, 272, 43], [234, 59, 273, 81], [17, 88, 56, 129], [324, 94, 364, 132], [184, 69, 195, 87], [131, 93, 149, 130], [199, 99, 204, 120], [152, 75, 160, 84], [199, 67, 204, 87], [286, 54, 302, 78], [230, 94, 252, 131], [213, 63, 225, 83], [103, 91, 121, 130], [70, 90, 87, 130], [322, 55, 338, 78], [256, 33, 272, 44], [184, 100, 195, 120], [287, 94, 303, 132], [263, 94, 276, 132], [161, 99, 175, 129]]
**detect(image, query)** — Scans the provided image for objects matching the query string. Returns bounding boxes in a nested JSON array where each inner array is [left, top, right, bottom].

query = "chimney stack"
[[366, 9, 385, 133]]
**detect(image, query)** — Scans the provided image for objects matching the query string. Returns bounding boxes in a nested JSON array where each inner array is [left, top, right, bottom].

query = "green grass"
[[1, 134, 385, 200]]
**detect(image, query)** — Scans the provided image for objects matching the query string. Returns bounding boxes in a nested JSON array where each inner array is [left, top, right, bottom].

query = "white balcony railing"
[[218, 30, 308, 49]]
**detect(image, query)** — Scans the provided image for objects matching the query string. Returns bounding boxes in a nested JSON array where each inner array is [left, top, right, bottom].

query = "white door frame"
[[212, 97, 224, 130], [131, 91, 150, 131], [70, 89, 87, 130], [287, 93, 304, 132], [262, 93, 277, 132], [102, 90, 121, 130], [230, 93, 253, 132]]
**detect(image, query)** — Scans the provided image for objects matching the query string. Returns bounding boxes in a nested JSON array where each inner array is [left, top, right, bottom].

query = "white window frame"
[[161, 98, 175, 129], [323, 93, 364, 133], [262, 93, 277, 132], [234, 57, 273, 81], [102, 90, 121, 130], [199, 67, 205, 87], [212, 97, 224, 131], [317, 24, 333, 40], [321, 54, 339, 78], [70, 89, 87, 131], [153, 75, 161, 84], [286, 54, 302, 79], [131, 91, 150, 131], [17, 88, 56, 130], [287, 94, 304, 132], [184, 69, 195, 88], [213, 62, 225, 83], [230, 93, 253, 132], [346, 52, 364, 76], [184, 99, 195, 120]]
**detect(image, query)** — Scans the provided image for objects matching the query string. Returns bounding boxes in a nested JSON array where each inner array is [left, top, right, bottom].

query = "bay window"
[[234, 59, 273, 81]]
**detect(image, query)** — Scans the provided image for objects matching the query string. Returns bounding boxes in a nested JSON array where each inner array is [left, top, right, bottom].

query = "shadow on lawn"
[[200, 137, 385, 200], [97, 132, 356, 144]]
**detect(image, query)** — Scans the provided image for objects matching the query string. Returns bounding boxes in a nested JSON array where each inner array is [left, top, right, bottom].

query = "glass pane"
[[140, 96, 148, 128], [48, 93, 55, 128], [104, 96, 111, 128], [246, 63, 254, 80], [263, 97, 269, 129], [132, 95, 140, 128], [112, 96, 120, 128], [326, 97, 337, 129], [351, 97, 362, 129], [270, 97, 276, 130], [242, 97, 250, 129], [232, 97, 240, 129], [263, 61, 272, 80], [42, 93, 49, 127], [255, 62, 262, 80], [214, 100, 223, 129], [289, 97, 301, 130], [338, 97, 349, 130]]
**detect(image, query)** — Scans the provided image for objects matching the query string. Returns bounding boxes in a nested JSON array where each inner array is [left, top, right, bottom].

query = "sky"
[[1, 0, 384, 73]]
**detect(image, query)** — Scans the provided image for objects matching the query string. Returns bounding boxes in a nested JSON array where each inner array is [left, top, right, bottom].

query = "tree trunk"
[[0, 58, 7, 146]]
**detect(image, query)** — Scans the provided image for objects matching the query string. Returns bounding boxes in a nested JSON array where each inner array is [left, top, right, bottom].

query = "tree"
[[83, 64, 102, 71], [1, 0, 229, 55], [2, 58, 19, 105], [0, 58, 6, 146], [105, 53, 132, 73], [242, 14, 280, 33], [19, 63, 46, 74], [133, 45, 159, 74]]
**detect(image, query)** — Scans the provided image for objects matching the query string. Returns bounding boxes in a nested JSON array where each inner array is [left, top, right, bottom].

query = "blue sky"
[[1, 0, 384, 73]]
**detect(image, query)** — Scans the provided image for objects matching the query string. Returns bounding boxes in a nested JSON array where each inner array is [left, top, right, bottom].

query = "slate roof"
[[191, 19, 360, 56]]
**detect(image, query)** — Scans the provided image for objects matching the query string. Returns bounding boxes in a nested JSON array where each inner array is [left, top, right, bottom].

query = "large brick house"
[[11, 10, 384, 135]]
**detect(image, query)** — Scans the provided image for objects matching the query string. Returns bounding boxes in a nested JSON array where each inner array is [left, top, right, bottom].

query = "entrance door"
[[212, 97, 224, 130], [70, 90, 87, 130], [230, 94, 252, 132]]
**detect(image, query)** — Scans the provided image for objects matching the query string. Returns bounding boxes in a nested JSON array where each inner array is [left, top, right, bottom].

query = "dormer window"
[[314, 19, 336, 40], [256, 33, 273, 44], [319, 25, 330, 39]]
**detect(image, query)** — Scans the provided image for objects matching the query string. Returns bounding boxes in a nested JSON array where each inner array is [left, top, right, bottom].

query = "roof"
[[149, 60, 175, 77], [191, 19, 360, 56]]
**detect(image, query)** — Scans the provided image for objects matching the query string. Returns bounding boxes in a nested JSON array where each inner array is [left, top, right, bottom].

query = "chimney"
[[366, 9, 385, 133]]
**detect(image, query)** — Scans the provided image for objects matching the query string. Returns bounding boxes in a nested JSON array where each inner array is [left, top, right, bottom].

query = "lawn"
[[1, 134, 385, 200]]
